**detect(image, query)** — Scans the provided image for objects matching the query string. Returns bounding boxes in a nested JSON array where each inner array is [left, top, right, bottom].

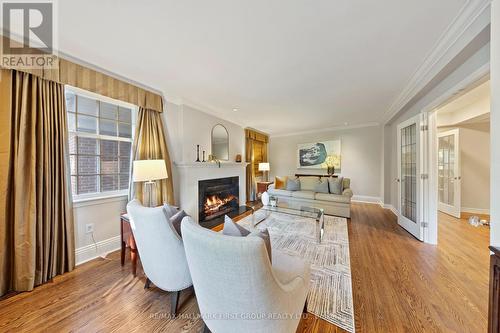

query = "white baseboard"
[[383, 204, 399, 217], [75, 235, 121, 266], [352, 195, 382, 204], [461, 207, 490, 215]]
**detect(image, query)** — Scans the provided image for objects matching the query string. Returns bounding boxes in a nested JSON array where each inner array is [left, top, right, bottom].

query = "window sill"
[[72, 191, 128, 208]]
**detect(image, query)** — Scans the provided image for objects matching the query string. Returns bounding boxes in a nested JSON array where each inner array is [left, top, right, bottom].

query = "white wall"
[[438, 123, 490, 213], [269, 125, 383, 202], [491, 0, 500, 246], [73, 196, 127, 265]]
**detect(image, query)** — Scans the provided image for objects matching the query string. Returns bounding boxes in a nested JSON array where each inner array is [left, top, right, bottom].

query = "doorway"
[[433, 79, 491, 242]]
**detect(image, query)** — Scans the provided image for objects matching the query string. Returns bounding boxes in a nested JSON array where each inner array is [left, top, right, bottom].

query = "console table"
[[120, 213, 138, 276]]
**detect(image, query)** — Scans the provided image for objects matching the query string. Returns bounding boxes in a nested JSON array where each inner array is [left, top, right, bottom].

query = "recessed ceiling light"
[[233, 108, 238, 112]]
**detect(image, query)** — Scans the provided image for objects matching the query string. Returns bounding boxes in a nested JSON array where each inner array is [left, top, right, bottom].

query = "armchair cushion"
[[169, 210, 188, 238], [223, 215, 251, 236], [163, 203, 179, 220]]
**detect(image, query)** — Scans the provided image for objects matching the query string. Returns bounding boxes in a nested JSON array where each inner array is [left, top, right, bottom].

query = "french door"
[[437, 129, 461, 218], [397, 115, 423, 241]]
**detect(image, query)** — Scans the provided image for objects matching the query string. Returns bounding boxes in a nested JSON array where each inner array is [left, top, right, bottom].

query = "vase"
[[261, 191, 270, 206]]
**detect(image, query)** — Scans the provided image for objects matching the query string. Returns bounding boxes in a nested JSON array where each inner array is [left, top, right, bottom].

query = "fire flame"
[[204, 194, 236, 214]]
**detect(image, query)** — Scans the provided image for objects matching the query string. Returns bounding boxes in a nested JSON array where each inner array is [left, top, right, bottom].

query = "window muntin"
[[66, 88, 135, 198]]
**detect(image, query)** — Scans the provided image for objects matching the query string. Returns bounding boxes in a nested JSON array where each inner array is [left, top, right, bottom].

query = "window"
[[66, 87, 136, 199]]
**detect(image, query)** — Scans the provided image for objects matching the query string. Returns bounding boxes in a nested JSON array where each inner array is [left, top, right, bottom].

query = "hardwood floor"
[[0, 204, 489, 332]]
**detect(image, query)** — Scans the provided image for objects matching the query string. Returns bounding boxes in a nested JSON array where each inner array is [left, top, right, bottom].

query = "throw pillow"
[[314, 179, 329, 193], [299, 176, 320, 191], [222, 215, 251, 236], [249, 228, 272, 263], [286, 178, 300, 191], [275, 176, 288, 190], [169, 210, 188, 238], [163, 203, 179, 220], [328, 176, 344, 195]]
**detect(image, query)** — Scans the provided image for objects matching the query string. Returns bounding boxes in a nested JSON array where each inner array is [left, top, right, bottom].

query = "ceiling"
[[437, 80, 490, 115], [57, 0, 467, 135], [436, 80, 490, 126]]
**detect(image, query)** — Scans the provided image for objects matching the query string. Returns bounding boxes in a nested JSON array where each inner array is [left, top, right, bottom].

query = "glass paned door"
[[401, 124, 417, 222], [397, 114, 423, 241], [437, 129, 460, 218]]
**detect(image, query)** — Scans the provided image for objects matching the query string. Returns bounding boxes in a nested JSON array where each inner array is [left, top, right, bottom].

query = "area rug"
[[238, 211, 355, 332]]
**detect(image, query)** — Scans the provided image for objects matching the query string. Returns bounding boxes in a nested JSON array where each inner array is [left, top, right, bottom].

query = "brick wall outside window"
[[66, 89, 135, 196]]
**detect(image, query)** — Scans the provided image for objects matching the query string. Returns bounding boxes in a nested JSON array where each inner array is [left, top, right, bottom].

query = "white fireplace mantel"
[[174, 161, 247, 222], [174, 161, 248, 168]]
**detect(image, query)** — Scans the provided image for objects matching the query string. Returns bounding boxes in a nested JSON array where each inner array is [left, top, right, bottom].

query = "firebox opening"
[[199, 177, 239, 223]]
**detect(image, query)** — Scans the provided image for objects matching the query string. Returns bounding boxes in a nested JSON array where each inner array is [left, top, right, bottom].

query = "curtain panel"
[[245, 129, 269, 202], [129, 107, 175, 206], [0, 70, 75, 296]]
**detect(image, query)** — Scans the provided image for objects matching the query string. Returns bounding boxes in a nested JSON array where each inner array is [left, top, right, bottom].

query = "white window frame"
[[65, 85, 138, 202]]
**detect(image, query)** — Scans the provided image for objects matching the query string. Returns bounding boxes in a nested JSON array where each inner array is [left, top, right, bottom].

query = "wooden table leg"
[[129, 234, 138, 276], [120, 219, 125, 266]]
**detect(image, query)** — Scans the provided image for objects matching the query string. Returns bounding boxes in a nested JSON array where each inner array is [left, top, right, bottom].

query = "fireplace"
[[198, 177, 239, 223]]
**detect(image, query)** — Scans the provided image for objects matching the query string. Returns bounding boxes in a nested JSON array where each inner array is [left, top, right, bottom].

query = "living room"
[[1, 1, 500, 332]]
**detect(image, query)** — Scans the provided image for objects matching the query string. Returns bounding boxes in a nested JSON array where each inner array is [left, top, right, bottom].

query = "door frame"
[[396, 114, 424, 241], [419, 63, 489, 244], [437, 128, 461, 218]]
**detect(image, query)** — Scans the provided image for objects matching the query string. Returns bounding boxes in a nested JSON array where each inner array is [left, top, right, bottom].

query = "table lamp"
[[259, 162, 270, 182], [133, 159, 168, 207]]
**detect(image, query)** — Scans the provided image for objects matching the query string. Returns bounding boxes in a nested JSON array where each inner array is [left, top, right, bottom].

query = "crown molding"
[[269, 122, 380, 138], [382, 0, 491, 124]]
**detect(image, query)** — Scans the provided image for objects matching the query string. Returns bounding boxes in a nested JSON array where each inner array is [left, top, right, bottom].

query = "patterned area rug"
[[238, 211, 355, 332]]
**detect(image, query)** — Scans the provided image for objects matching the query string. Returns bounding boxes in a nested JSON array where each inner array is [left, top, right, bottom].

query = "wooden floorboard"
[[0, 204, 489, 332]]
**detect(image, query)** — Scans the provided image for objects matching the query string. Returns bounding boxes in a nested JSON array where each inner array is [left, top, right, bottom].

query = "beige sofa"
[[267, 176, 353, 218]]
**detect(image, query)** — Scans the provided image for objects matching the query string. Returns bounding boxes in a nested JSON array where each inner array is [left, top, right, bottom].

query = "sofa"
[[267, 176, 353, 218]]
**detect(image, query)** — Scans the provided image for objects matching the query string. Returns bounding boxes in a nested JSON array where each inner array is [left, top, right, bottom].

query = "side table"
[[256, 181, 273, 198], [120, 213, 138, 276]]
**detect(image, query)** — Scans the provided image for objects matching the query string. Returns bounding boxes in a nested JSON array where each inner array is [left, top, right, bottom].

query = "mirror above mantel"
[[211, 124, 229, 160]]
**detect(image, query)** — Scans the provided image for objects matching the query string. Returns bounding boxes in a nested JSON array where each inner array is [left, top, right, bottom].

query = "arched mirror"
[[211, 124, 229, 160]]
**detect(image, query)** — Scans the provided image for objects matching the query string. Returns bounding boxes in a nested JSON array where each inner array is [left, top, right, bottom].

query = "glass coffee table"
[[252, 202, 325, 243]]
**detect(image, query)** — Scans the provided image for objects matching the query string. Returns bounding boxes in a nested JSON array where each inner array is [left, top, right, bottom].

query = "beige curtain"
[[0, 69, 13, 296], [1, 70, 75, 296], [129, 107, 174, 206], [245, 129, 269, 202], [1, 35, 163, 113]]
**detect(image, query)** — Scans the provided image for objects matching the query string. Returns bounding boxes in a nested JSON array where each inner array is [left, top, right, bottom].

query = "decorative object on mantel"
[[202, 150, 206, 162], [297, 140, 341, 173], [133, 159, 168, 207], [208, 154, 221, 168], [196, 145, 201, 162], [258, 162, 270, 181], [261, 191, 270, 206], [235, 154, 242, 163]]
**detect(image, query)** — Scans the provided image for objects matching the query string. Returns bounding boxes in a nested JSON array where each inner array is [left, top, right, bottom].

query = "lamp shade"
[[258, 162, 270, 171], [133, 159, 168, 182]]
